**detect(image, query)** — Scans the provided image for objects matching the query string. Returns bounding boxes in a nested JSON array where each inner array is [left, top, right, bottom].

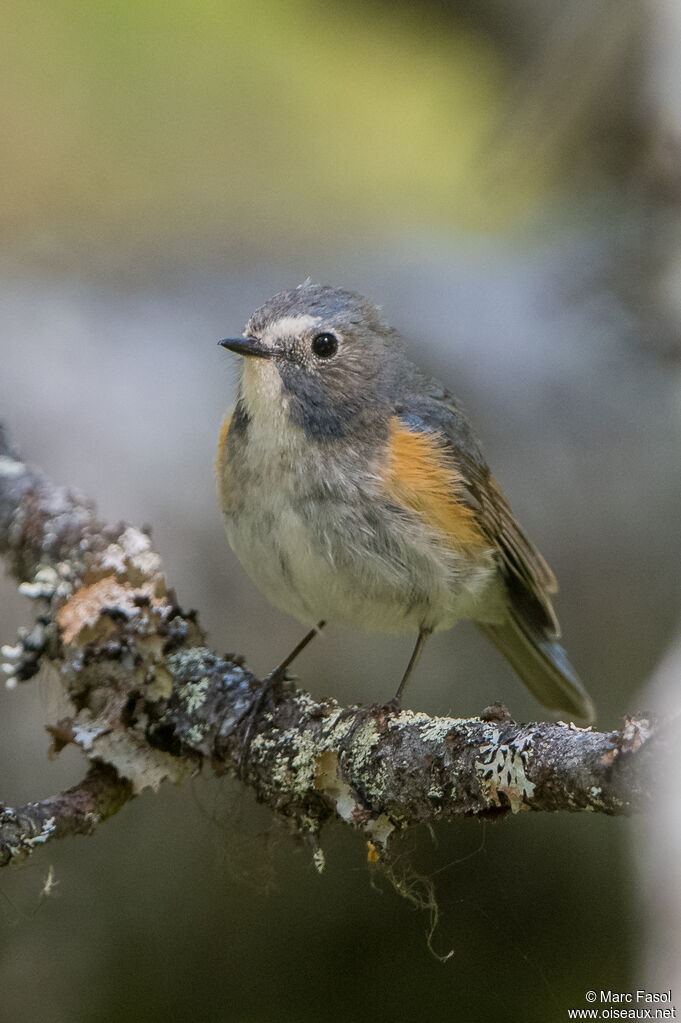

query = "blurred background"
[[1, 0, 680, 1019]]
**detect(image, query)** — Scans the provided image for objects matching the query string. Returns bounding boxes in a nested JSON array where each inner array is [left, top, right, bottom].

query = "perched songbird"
[[216, 283, 595, 721]]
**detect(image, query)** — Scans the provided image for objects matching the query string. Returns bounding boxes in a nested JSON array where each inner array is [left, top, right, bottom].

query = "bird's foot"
[[381, 696, 402, 715]]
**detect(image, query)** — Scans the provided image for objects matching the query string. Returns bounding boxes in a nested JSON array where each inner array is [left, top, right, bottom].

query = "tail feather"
[[479, 616, 595, 723]]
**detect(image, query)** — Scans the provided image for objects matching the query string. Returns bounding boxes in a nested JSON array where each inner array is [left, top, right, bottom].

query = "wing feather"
[[396, 382, 559, 636]]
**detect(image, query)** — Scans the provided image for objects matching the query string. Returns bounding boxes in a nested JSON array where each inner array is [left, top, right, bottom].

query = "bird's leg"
[[392, 626, 432, 707], [239, 620, 326, 777], [270, 619, 326, 680]]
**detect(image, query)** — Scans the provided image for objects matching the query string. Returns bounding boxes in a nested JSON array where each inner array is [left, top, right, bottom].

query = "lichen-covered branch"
[[0, 425, 659, 868], [0, 764, 133, 866]]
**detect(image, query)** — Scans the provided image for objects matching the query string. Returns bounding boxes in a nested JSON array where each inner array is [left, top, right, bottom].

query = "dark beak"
[[219, 336, 273, 359]]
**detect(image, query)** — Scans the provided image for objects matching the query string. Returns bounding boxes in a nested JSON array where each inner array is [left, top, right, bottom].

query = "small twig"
[[0, 764, 133, 867]]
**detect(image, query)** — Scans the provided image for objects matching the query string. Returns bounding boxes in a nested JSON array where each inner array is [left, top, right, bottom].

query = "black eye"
[[311, 332, 338, 359]]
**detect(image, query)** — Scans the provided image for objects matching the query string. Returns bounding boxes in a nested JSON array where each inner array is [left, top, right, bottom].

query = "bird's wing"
[[393, 381, 559, 637]]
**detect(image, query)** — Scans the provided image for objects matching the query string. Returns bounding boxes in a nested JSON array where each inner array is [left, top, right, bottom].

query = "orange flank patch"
[[215, 411, 233, 476], [382, 418, 486, 550]]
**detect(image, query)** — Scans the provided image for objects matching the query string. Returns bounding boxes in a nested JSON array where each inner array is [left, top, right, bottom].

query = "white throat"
[[238, 311, 322, 445]]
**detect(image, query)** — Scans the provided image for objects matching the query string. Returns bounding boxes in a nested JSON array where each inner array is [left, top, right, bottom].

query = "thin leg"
[[393, 627, 432, 706], [239, 620, 325, 777], [270, 619, 326, 679]]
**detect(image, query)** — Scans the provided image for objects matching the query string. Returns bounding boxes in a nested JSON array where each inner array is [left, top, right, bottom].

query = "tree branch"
[[0, 763, 133, 867], [0, 425, 659, 868]]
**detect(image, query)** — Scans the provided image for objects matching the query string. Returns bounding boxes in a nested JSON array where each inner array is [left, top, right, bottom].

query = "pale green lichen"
[[91, 730, 195, 792], [251, 728, 297, 792], [290, 736, 324, 794], [119, 527, 152, 557], [182, 675, 211, 713], [185, 724, 207, 746], [335, 716, 381, 773], [475, 741, 536, 813], [19, 580, 57, 600], [169, 647, 217, 678], [312, 846, 326, 874], [419, 716, 465, 744], [586, 785, 610, 812], [18, 564, 72, 601], [0, 456, 25, 478], [101, 527, 163, 581], [24, 816, 57, 848]]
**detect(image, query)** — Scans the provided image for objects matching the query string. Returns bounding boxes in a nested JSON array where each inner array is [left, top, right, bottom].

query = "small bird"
[[216, 283, 595, 722]]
